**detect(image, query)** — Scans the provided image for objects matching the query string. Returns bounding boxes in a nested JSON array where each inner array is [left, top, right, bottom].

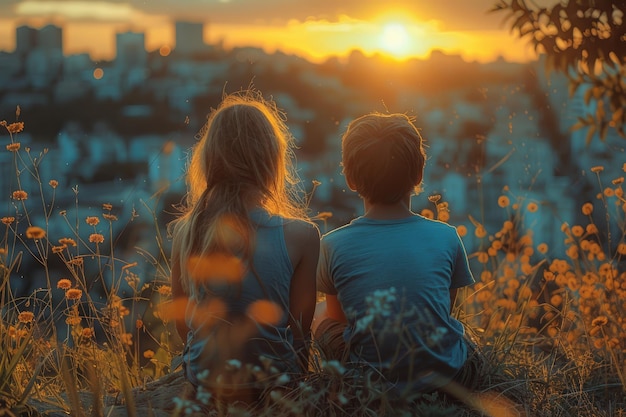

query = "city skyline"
[[0, 0, 538, 63]]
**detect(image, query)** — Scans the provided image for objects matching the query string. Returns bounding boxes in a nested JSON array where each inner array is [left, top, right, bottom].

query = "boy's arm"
[[325, 294, 347, 323]]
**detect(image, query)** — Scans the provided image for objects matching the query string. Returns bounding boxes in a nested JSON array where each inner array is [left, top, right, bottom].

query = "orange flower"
[[81, 328, 94, 338], [6, 122, 24, 134], [143, 349, 155, 359], [25, 226, 46, 239], [18, 311, 35, 324], [537, 243, 548, 254], [475, 225, 487, 238], [59, 237, 77, 247], [57, 278, 72, 290], [581, 203, 593, 216], [89, 233, 104, 244], [49, 179, 58, 188], [497, 195, 510, 208], [6, 142, 20, 152], [456, 225, 467, 237], [1, 216, 15, 226], [591, 316, 608, 327], [12, 190, 28, 200], [526, 202, 538, 213], [590, 166, 604, 173], [420, 209, 434, 219], [477, 252, 489, 263], [136, 319, 144, 329], [102, 203, 113, 211], [66, 288, 83, 300], [85, 216, 100, 226], [51, 245, 66, 254], [157, 285, 172, 296]]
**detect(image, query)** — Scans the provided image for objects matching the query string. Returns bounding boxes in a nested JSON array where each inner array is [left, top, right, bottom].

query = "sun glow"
[[380, 23, 410, 56]]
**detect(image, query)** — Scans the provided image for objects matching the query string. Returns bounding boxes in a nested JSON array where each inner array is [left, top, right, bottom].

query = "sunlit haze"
[[0, 0, 537, 63]]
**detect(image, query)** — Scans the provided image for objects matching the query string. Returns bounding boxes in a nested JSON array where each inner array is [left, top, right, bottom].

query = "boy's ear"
[[344, 172, 357, 192]]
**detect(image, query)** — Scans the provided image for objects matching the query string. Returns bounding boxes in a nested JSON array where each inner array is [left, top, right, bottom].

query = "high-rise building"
[[116, 31, 147, 69], [38, 24, 63, 52], [175, 21, 206, 56], [15, 25, 38, 55]]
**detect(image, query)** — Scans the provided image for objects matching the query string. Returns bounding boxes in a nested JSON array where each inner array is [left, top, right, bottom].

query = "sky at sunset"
[[0, 0, 538, 63]]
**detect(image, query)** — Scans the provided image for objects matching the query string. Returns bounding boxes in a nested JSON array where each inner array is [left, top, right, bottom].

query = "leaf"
[[585, 124, 597, 146]]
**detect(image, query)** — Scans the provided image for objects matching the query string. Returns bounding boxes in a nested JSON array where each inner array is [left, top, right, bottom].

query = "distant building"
[[116, 31, 147, 70], [15, 25, 37, 56], [38, 24, 63, 52], [175, 21, 206, 56]]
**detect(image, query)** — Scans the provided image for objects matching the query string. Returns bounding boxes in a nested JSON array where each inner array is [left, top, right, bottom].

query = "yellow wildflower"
[[497, 195, 510, 208], [456, 225, 467, 237], [590, 166, 604, 173], [143, 349, 155, 359], [6, 142, 20, 152], [57, 278, 72, 290], [51, 245, 66, 253], [526, 202, 538, 213], [420, 209, 434, 219], [66, 288, 83, 300], [571, 225, 584, 237], [604, 187, 615, 197], [617, 243, 626, 255], [613, 177, 624, 185], [581, 203, 593, 215], [85, 216, 99, 226], [18, 311, 35, 324], [81, 328, 94, 338], [89, 233, 104, 244], [25, 226, 46, 239], [12, 190, 28, 200], [585, 224, 598, 235]]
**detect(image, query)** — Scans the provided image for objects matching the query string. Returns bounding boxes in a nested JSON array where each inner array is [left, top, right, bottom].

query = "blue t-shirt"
[[317, 214, 475, 389], [183, 209, 298, 387]]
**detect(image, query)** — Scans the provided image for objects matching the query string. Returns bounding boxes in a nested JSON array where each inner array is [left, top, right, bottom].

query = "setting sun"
[[380, 23, 409, 56]]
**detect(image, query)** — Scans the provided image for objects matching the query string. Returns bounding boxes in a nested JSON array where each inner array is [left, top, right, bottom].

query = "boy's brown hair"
[[341, 112, 426, 204]]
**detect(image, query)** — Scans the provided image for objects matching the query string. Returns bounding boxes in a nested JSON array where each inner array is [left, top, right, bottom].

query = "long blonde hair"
[[170, 90, 307, 293]]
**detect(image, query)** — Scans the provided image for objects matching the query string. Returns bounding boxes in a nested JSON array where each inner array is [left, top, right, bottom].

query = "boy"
[[315, 112, 477, 393]]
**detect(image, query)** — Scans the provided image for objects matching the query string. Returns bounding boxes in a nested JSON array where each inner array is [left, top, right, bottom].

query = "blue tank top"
[[183, 209, 298, 387]]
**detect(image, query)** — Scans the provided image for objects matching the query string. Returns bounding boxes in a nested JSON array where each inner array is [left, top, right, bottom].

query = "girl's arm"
[[170, 247, 189, 344], [284, 220, 320, 369]]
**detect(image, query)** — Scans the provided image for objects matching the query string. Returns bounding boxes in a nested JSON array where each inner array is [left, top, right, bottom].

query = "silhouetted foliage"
[[492, 0, 626, 142]]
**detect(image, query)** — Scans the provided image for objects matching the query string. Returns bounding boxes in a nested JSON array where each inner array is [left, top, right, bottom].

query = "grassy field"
[[1, 114, 625, 417]]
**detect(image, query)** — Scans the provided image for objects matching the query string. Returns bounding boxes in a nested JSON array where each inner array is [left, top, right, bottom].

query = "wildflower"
[[51, 245, 66, 253], [581, 202, 593, 215], [81, 328, 94, 338], [571, 225, 584, 237], [590, 166, 604, 173], [617, 243, 626, 255], [420, 209, 434, 219], [550, 294, 563, 307], [623, 162, 626, 172], [503, 220, 514, 231], [102, 213, 118, 221], [49, 179, 58, 188], [26, 226, 46, 239], [136, 319, 144, 329], [613, 177, 624, 185], [0, 248, 6, 255], [68, 258, 83, 266], [143, 349, 155, 359], [1, 216, 15, 225], [537, 243, 548, 254], [497, 195, 510, 208], [18, 311, 35, 324], [57, 278, 72, 290], [59, 210, 67, 216], [6, 122, 24, 134], [85, 216, 100, 226], [120, 333, 133, 346], [12, 190, 28, 200], [89, 233, 104, 244], [585, 224, 598, 235], [102, 203, 113, 211], [437, 210, 450, 222], [6, 142, 20, 151], [456, 225, 467, 237], [475, 225, 487, 238], [428, 194, 441, 203], [157, 285, 172, 297], [604, 187, 615, 197], [477, 252, 489, 263], [591, 316, 608, 327], [59, 237, 77, 247], [66, 288, 83, 300], [526, 202, 538, 213]]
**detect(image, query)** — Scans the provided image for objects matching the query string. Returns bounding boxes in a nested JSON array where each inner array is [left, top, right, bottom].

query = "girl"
[[169, 91, 319, 404]]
